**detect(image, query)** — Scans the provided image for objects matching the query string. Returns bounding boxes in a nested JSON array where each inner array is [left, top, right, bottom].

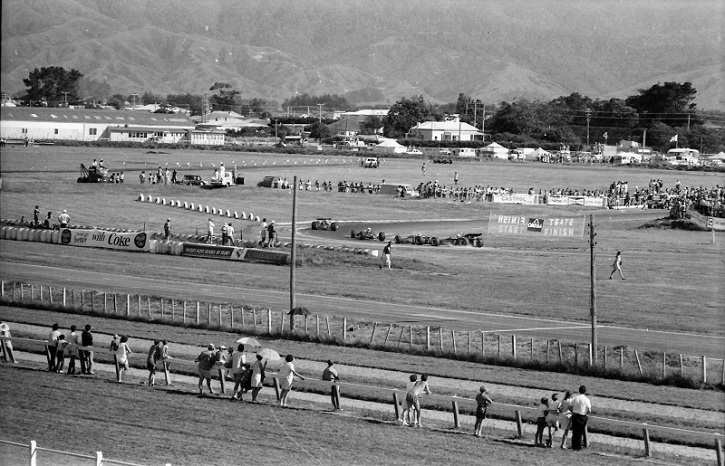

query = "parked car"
[[209, 172, 234, 187], [258, 175, 283, 188], [362, 157, 380, 168], [182, 174, 203, 186], [311, 218, 339, 231], [432, 158, 453, 164]]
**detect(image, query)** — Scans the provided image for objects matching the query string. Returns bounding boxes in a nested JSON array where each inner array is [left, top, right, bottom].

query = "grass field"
[[1, 145, 723, 465]]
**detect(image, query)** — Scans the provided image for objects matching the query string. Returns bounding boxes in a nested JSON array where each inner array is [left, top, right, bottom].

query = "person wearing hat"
[[194, 344, 217, 395], [58, 210, 70, 229], [163, 218, 171, 240], [0, 322, 15, 363], [473, 385, 493, 437], [321, 360, 341, 410]]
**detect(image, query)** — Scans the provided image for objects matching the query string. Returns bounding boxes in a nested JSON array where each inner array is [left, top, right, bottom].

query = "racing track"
[[2, 260, 723, 358]]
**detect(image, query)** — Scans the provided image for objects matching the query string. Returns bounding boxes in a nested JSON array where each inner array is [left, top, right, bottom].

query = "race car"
[[311, 218, 339, 231], [350, 227, 386, 242], [394, 234, 436, 245], [436, 233, 484, 247]]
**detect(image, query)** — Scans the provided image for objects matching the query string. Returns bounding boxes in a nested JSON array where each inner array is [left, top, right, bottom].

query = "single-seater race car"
[[350, 227, 386, 242], [437, 233, 484, 247], [394, 233, 436, 245], [311, 218, 339, 231]]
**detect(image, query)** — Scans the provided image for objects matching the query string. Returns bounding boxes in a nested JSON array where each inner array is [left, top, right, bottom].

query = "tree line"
[[14, 66, 725, 152]]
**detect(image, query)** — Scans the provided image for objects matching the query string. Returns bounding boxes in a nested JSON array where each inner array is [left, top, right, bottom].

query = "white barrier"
[[205, 206, 210, 214], [155, 197, 161, 204], [162, 198, 167, 206], [255, 216, 260, 222], [234, 212, 239, 219], [139, 194, 145, 202], [184, 202, 189, 209], [197, 205, 203, 212], [212, 207, 217, 215], [225, 210, 231, 217], [148, 195, 153, 203], [241, 212, 247, 220]]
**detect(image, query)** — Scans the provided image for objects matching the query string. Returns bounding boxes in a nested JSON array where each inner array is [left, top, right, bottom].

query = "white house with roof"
[[407, 117, 484, 142], [193, 111, 268, 131], [0, 107, 195, 142]]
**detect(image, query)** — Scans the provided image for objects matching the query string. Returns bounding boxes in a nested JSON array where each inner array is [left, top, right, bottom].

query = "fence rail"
[[0, 439, 146, 466], [1, 280, 723, 387], [1, 336, 723, 464]]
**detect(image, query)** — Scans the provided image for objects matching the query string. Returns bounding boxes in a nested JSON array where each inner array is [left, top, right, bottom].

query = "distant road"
[[3, 261, 723, 358]]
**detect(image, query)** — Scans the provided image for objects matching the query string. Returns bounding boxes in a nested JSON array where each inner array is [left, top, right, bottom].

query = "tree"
[[489, 99, 546, 136], [383, 95, 439, 138], [22, 66, 84, 106], [209, 82, 240, 111], [306, 121, 330, 140], [626, 82, 700, 128], [76, 77, 112, 104], [359, 115, 383, 135]]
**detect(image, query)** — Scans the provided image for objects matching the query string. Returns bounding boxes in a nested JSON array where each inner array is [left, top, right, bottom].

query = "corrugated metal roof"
[[1, 107, 195, 128]]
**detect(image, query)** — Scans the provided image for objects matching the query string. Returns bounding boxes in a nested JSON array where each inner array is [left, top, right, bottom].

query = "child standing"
[[55, 335, 68, 373], [534, 396, 549, 446], [473, 386, 494, 437], [116, 335, 132, 383]]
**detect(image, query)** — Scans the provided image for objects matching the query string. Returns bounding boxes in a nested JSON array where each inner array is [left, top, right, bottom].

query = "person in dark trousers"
[[47, 323, 60, 371], [34, 206, 40, 226], [80, 324, 94, 374], [163, 218, 171, 240], [322, 360, 341, 410], [380, 242, 392, 270], [267, 220, 276, 248], [569, 385, 591, 450]]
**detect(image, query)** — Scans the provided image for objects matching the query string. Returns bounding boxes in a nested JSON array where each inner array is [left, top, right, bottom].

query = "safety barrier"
[[1, 335, 723, 463], [135, 195, 265, 224], [0, 438, 146, 466]]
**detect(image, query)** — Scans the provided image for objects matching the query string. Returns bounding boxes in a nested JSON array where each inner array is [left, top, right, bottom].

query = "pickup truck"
[[201, 172, 234, 189]]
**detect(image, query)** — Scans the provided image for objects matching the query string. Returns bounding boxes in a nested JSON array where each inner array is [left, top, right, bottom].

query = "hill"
[[1, 0, 723, 108]]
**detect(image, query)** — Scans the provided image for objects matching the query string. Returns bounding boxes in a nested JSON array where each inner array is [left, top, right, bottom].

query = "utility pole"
[[289, 175, 298, 330], [589, 214, 598, 366], [585, 108, 592, 149], [130, 93, 139, 111], [316, 103, 324, 123], [61, 91, 70, 107], [481, 103, 486, 141]]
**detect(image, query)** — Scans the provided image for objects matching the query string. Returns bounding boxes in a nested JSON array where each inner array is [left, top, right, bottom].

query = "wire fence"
[[0, 439, 146, 466]]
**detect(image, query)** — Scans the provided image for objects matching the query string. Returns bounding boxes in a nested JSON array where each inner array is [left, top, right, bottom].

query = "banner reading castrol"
[[491, 193, 539, 205], [60, 229, 149, 251], [488, 213, 586, 237]]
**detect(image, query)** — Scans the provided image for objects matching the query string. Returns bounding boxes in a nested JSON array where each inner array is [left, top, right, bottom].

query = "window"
[[89, 128, 97, 135], [22, 128, 28, 134], [54, 129, 59, 135]]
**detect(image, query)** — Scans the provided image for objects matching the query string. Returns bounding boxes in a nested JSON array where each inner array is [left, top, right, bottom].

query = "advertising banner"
[[546, 196, 569, 206], [491, 193, 539, 205], [488, 213, 586, 237], [60, 229, 149, 251], [181, 243, 290, 265]]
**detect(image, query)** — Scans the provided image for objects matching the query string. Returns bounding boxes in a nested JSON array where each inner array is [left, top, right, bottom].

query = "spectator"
[[260, 218, 268, 246], [278, 354, 305, 407], [535, 396, 549, 446], [406, 374, 431, 427], [194, 344, 217, 395], [47, 323, 61, 372], [147, 340, 160, 386], [545, 393, 561, 447], [66, 325, 79, 375], [34, 206, 40, 226], [321, 360, 341, 410], [80, 324, 94, 375], [400, 374, 418, 425], [109, 334, 119, 352], [250, 354, 266, 402], [163, 218, 171, 240], [0, 322, 14, 362], [171, 169, 177, 184], [224, 223, 235, 245], [119, 172, 125, 183], [43, 212, 52, 229], [230, 344, 247, 400], [207, 219, 215, 244], [380, 242, 392, 270], [216, 345, 228, 383], [473, 385, 493, 438], [116, 335, 132, 383], [55, 335, 67, 373], [559, 390, 574, 449], [570, 385, 592, 451], [139, 171, 146, 184], [267, 221, 276, 248], [609, 251, 625, 280], [58, 210, 70, 229], [157, 339, 170, 374], [221, 223, 228, 246]]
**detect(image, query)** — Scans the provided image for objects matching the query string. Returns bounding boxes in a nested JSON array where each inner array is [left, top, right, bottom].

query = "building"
[[193, 111, 268, 131], [1, 107, 195, 142], [407, 117, 484, 142]]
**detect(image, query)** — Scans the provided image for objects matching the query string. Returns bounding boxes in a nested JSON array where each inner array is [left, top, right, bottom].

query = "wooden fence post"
[[196, 302, 200, 324], [326, 316, 331, 339], [80, 290, 84, 310], [603, 346, 607, 369], [439, 328, 443, 350], [113, 294, 117, 314], [514, 410, 523, 438], [530, 337, 534, 361], [62, 287, 66, 307], [643, 427, 651, 457], [662, 352, 666, 379], [634, 350, 644, 376], [393, 392, 401, 421], [588, 343, 592, 367], [452, 400, 460, 428], [315, 314, 318, 337], [273, 377, 281, 401], [468, 331, 471, 355], [370, 322, 378, 344], [426, 327, 430, 351], [481, 331, 485, 357], [148, 296, 151, 318], [103, 292, 107, 313], [384, 324, 392, 345], [126, 294, 130, 316], [451, 330, 457, 355], [230, 305, 234, 328], [397, 326, 405, 348], [30, 284, 34, 300], [721, 358, 725, 386], [183, 301, 187, 324], [715, 438, 723, 466], [511, 335, 516, 360], [207, 303, 211, 325], [218, 304, 222, 328], [0, 281, 3, 298], [621, 348, 625, 371], [498, 334, 502, 359], [546, 340, 550, 363], [267, 310, 272, 334], [558, 341, 563, 363], [29, 440, 37, 466], [89, 291, 93, 313], [304, 315, 308, 336], [574, 343, 578, 367], [171, 300, 175, 321], [702, 355, 707, 384], [49, 287, 53, 304], [39, 285, 43, 301], [343, 318, 347, 340], [410, 326, 413, 348], [137, 295, 141, 316]]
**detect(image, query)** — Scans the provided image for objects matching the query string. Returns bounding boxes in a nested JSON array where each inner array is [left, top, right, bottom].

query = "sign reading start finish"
[[488, 213, 586, 237]]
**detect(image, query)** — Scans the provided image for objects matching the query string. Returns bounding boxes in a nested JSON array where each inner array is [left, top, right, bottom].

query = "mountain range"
[[2, 0, 723, 109]]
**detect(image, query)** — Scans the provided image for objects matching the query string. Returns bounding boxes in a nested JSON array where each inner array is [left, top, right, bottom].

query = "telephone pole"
[[585, 108, 592, 149], [316, 103, 324, 123], [589, 214, 598, 366]]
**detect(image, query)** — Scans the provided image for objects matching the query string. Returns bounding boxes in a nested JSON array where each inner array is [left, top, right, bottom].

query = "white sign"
[[60, 229, 149, 251]]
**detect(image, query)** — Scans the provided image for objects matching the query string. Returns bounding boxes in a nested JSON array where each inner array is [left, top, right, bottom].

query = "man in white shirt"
[[225, 223, 235, 245], [569, 385, 592, 450]]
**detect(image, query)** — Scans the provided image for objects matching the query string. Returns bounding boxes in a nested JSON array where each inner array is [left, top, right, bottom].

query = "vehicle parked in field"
[[311, 218, 339, 231], [258, 175, 283, 187], [432, 157, 453, 164], [208, 171, 234, 187], [362, 157, 380, 168], [181, 174, 204, 186], [77, 164, 109, 183], [379, 183, 419, 198], [350, 227, 386, 241]]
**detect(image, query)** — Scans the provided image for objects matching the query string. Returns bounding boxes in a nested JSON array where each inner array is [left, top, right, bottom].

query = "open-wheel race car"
[[394, 234, 436, 245], [311, 218, 339, 231], [350, 227, 386, 242], [437, 233, 484, 247]]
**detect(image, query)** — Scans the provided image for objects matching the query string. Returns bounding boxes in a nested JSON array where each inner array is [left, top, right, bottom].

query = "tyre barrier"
[[169, 200, 175, 207], [155, 197, 161, 204], [256, 216, 261, 222], [241, 212, 247, 220], [234, 212, 239, 219], [226, 210, 231, 217], [139, 194, 145, 202], [248, 213, 253, 221], [162, 198, 167, 206], [190, 203, 195, 210], [204, 206, 209, 214], [184, 202, 189, 209], [211, 207, 217, 215]]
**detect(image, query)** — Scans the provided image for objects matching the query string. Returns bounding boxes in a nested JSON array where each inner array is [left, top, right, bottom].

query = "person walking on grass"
[[195, 344, 217, 395], [279, 354, 305, 407], [250, 354, 266, 402], [609, 251, 625, 280], [473, 386, 493, 438], [116, 335, 132, 383], [47, 323, 61, 372], [322, 360, 341, 410], [230, 344, 247, 400], [147, 340, 159, 386], [380, 241, 392, 270]]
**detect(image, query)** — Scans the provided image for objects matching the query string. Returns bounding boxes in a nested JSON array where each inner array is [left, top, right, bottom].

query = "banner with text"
[[60, 228, 149, 251], [491, 193, 539, 205], [181, 243, 290, 265], [488, 213, 586, 237], [547, 195, 607, 207]]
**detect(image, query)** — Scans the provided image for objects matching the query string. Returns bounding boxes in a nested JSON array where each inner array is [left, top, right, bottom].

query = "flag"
[[670, 134, 678, 142], [602, 132, 608, 139]]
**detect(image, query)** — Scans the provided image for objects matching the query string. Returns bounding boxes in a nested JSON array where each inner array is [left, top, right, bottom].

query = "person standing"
[[163, 218, 171, 240], [230, 344, 247, 400], [47, 323, 61, 371], [559, 390, 574, 449], [109, 334, 119, 352], [66, 325, 80, 375], [58, 210, 70, 229], [225, 223, 235, 245], [609, 251, 625, 280], [473, 386, 493, 437], [34, 206, 40, 226], [207, 219, 215, 244], [278, 354, 305, 407], [454, 172, 459, 186], [400, 374, 418, 425], [139, 171, 146, 184], [147, 340, 159, 386], [171, 169, 177, 184], [380, 242, 392, 270], [421, 162, 426, 175], [405, 374, 432, 427], [250, 354, 266, 402], [54, 335, 68, 373], [116, 335, 133, 383], [43, 212, 52, 229], [267, 221, 276, 248], [194, 344, 217, 395], [80, 324, 94, 375], [321, 360, 341, 410], [260, 218, 268, 247], [221, 223, 228, 246], [570, 385, 592, 451]]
